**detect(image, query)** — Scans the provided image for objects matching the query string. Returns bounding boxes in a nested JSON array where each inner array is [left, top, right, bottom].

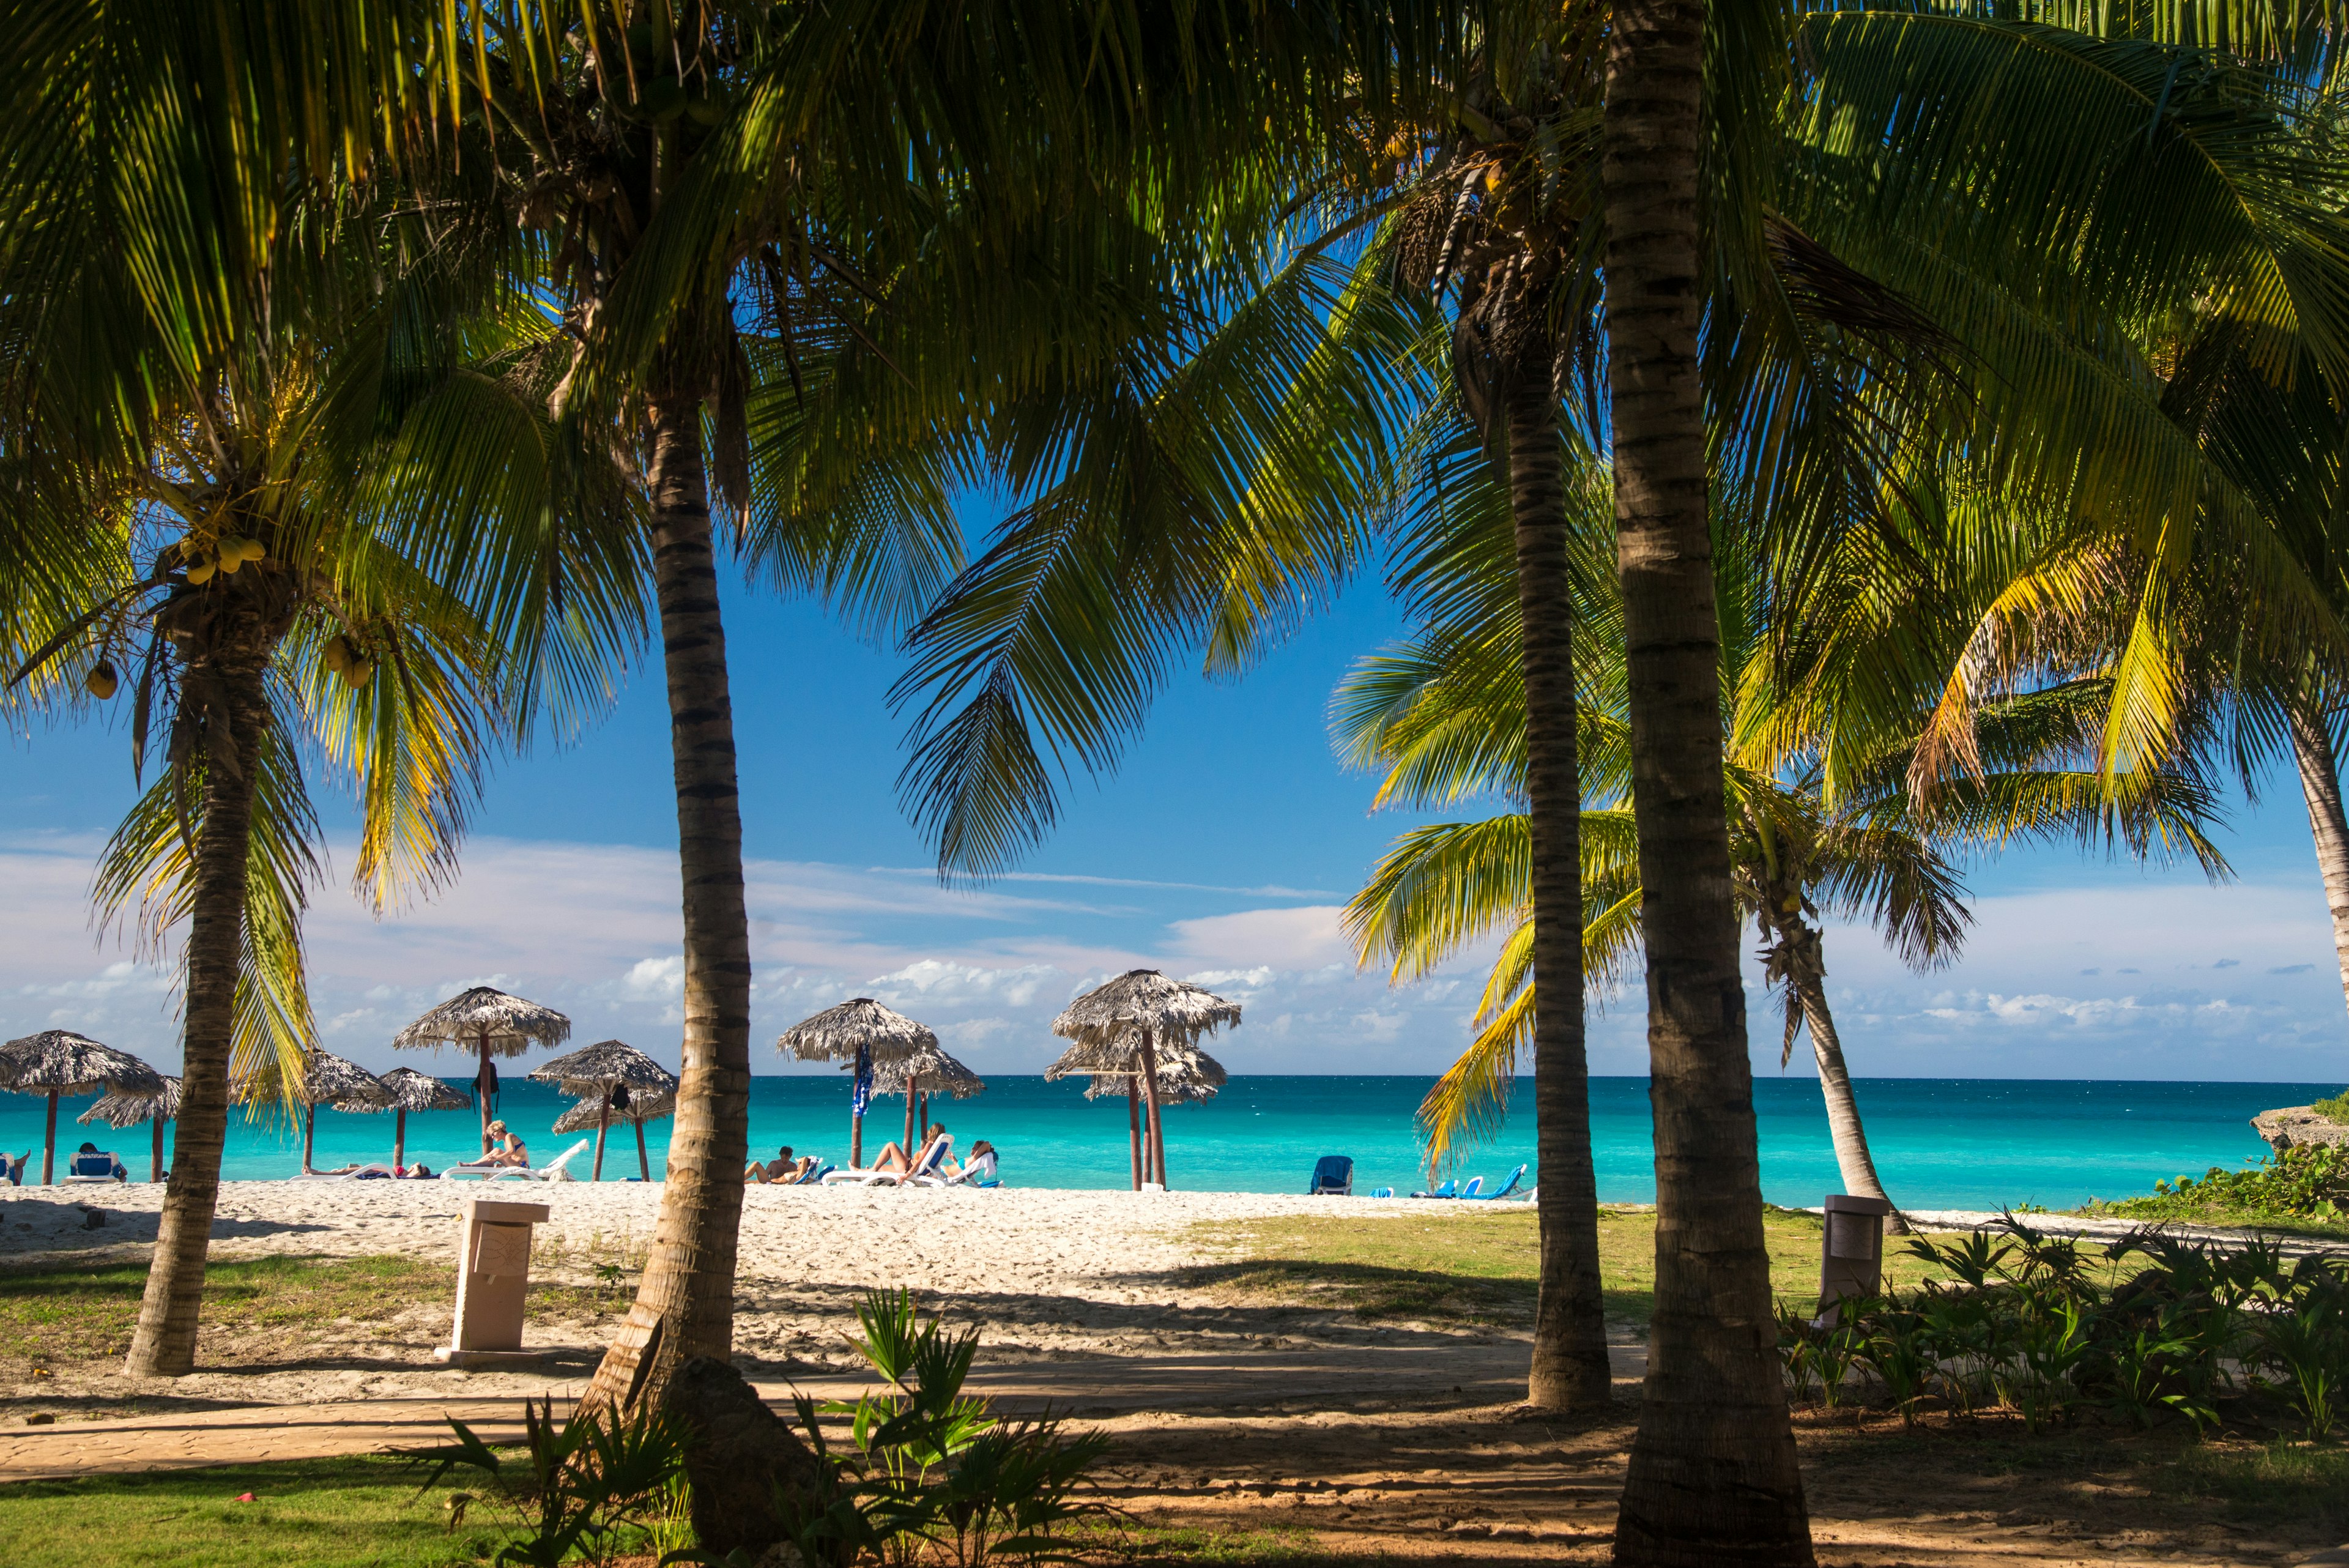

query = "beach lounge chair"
[[1466, 1164, 1528, 1200], [65, 1150, 127, 1183], [1409, 1178, 1458, 1200], [916, 1149, 1001, 1189], [1307, 1155, 1354, 1196], [445, 1139, 592, 1182], [1368, 1186, 1395, 1198], [823, 1137, 951, 1187], [0, 1151, 27, 1187], [292, 1163, 399, 1181]]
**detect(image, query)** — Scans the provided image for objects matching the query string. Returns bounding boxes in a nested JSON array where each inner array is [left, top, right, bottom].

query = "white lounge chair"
[[913, 1149, 1000, 1189], [292, 1162, 400, 1181], [446, 1139, 591, 1182], [822, 1137, 952, 1187]]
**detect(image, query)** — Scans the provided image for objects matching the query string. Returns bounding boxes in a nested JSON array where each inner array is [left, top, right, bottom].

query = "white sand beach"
[[0, 1181, 1522, 1413]]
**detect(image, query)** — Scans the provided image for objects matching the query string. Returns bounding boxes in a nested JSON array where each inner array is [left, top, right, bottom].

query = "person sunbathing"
[[483, 1122, 530, 1167], [0, 1150, 28, 1186], [867, 1124, 951, 1178], [748, 1145, 798, 1183]]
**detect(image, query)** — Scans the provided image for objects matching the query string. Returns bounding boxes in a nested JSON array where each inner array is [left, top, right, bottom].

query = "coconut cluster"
[[183, 533, 267, 585]]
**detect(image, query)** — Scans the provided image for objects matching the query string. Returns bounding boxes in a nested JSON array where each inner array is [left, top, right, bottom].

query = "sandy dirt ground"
[[3, 1183, 2342, 1566]]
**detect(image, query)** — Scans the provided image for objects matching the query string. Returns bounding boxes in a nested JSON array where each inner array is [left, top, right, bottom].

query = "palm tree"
[[0, 226, 629, 1377]]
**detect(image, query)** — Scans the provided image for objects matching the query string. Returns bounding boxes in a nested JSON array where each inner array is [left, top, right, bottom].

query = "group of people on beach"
[[747, 1123, 996, 1186]]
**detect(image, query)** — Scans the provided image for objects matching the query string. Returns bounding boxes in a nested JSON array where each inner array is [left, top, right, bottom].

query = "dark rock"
[[2252, 1107, 2349, 1152], [656, 1355, 825, 1559], [76, 1206, 105, 1230]]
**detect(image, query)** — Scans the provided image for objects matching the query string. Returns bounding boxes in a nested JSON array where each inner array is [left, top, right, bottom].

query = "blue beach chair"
[[1410, 1178, 1458, 1200], [1467, 1164, 1528, 1201], [1458, 1175, 1485, 1198], [1369, 1186, 1395, 1198], [1307, 1156, 1354, 1195]]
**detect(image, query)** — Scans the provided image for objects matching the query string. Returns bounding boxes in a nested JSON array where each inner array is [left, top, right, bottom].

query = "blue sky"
[[4, 529, 2345, 1087]]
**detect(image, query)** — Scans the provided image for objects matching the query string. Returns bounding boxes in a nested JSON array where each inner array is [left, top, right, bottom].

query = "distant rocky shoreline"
[[2252, 1105, 2349, 1151]]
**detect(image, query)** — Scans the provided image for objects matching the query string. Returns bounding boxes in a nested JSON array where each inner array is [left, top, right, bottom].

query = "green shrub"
[[2090, 1146, 2349, 1224], [1779, 1216, 2349, 1440], [2313, 1087, 2349, 1124]]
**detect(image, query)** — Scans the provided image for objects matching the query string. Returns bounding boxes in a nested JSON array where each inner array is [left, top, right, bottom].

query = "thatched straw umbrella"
[[0, 1030, 166, 1185], [776, 998, 933, 1169], [1052, 1036, 1227, 1189], [392, 987, 571, 1154], [1050, 972, 1240, 1191], [530, 1040, 678, 1181], [77, 1074, 182, 1183], [234, 1049, 391, 1173], [553, 1088, 674, 1180], [872, 1044, 984, 1153], [349, 1068, 473, 1172]]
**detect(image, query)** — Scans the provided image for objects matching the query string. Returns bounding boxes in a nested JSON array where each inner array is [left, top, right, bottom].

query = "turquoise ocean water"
[[2, 1076, 2323, 1208]]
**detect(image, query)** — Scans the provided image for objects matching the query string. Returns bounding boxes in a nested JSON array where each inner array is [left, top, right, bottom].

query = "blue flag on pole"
[[850, 1044, 872, 1117]]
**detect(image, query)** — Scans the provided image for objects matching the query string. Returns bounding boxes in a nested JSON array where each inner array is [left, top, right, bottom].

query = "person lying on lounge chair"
[[70, 1142, 128, 1181], [0, 1150, 28, 1186], [867, 1125, 951, 1178]]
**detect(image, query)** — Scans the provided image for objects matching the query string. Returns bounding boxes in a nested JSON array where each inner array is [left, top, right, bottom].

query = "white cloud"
[[1167, 907, 1352, 970]]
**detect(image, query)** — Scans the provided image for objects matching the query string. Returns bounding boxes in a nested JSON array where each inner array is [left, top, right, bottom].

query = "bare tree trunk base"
[[656, 1356, 825, 1558]]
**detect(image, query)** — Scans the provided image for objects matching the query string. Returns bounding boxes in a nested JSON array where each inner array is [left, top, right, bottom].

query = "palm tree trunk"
[[1793, 975, 1906, 1236], [2288, 708, 2349, 1025], [1505, 374, 1616, 1413], [584, 399, 753, 1414], [1603, 0, 1814, 1558], [125, 645, 267, 1378], [151, 1118, 165, 1183]]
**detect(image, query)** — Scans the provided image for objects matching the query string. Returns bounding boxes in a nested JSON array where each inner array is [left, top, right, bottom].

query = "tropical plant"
[[782, 1289, 1113, 1568], [407, 1397, 694, 1568], [1339, 476, 2225, 1227], [0, 24, 634, 1373]]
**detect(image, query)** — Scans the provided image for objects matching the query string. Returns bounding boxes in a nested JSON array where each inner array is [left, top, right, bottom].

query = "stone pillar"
[[434, 1197, 551, 1366]]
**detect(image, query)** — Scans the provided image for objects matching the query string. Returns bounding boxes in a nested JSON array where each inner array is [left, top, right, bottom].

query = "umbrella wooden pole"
[[636, 1118, 651, 1181], [851, 1109, 864, 1170], [302, 1104, 316, 1174], [593, 1089, 611, 1181], [1139, 1031, 1168, 1191], [919, 1088, 929, 1140], [902, 1074, 918, 1154], [41, 1090, 57, 1186], [394, 1109, 407, 1173], [477, 1029, 494, 1154], [1126, 1081, 1141, 1190], [151, 1117, 165, 1183]]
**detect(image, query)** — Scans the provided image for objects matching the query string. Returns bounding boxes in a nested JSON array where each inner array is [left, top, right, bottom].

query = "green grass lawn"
[[1182, 1207, 2052, 1326], [0, 1254, 628, 1366], [0, 1455, 500, 1567]]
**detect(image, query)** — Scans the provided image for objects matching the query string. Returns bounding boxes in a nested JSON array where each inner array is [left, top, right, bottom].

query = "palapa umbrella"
[[352, 1068, 473, 1173], [1052, 1036, 1228, 1189], [1051, 970, 1240, 1192], [530, 1040, 678, 1181], [77, 1074, 182, 1183], [872, 1043, 984, 1154], [776, 997, 932, 1169], [0, 1030, 166, 1185], [392, 986, 571, 1153], [552, 1087, 674, 1180], [234, 1049, 391, 1173]]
